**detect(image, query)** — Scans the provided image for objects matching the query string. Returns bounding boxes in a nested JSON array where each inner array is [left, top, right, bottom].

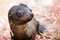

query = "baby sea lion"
[[8, 3, 45, 40]]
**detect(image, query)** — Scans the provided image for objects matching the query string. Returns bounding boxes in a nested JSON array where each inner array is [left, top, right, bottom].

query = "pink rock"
[[0, 19, 11, 40]]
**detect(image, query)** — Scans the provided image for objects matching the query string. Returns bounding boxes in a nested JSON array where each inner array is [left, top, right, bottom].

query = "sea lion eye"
[[16, 12, 23, 17]]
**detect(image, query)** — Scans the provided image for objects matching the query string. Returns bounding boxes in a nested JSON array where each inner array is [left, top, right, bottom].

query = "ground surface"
[[0, 0, 60, 40]]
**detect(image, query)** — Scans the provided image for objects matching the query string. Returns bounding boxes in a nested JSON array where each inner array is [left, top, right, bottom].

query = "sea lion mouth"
[[18, 16, 33, 25]]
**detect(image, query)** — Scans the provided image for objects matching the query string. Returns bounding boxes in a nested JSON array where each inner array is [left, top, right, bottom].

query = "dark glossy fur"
[[8, 4, 45, 40], [8, 4, 39, 40]]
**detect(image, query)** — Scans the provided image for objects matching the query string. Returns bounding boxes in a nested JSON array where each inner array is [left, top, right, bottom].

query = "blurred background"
[[0, 0, 60, 40]]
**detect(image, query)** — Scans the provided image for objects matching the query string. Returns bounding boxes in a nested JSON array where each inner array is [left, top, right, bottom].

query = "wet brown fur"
[[8, 4, 39, 40]]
